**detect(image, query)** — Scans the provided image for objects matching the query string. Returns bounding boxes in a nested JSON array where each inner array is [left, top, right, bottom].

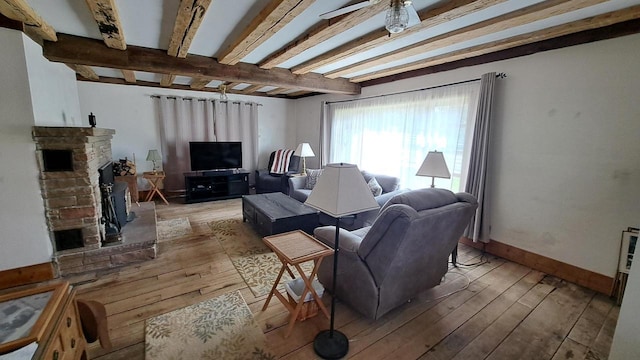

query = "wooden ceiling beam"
[[66, 64, 99, 80], [325, 0, 605, 79], [160, 74, 175, 87], [0, 0, 56, 41], [351, 6, 640, 83], [163, 0, 212, 89], [241, 84, 266, 94], [84, 0, 126, 50], [218, 0, 315, 65], [190, 77, 212, 89], [168, 0, 212, 58], [266, 87, 291, 95], [76, 75, 287, 98], [43, 34, 360, 95], [121, 70, 136, 83], [290, 0, 506, 75], [285, 90, 311, 97], [259, 0, 389, 69], [224, 82, 242, 89]]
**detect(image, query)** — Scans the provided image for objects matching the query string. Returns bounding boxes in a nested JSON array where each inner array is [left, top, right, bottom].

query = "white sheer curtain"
[[155, 96, 259, 192], [325, 81, 480, 191]]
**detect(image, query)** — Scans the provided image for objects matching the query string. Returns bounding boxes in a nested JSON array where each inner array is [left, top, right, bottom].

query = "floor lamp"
[[305, 163, 379, 359]]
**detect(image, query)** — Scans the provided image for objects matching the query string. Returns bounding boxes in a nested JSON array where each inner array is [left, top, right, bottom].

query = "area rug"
[[145, 290, 275, 360], [157, 217, 192, 242], [209, 218, 314, 297]]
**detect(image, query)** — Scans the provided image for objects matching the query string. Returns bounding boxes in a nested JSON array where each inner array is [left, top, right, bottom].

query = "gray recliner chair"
[[314, 188, 478, 319]]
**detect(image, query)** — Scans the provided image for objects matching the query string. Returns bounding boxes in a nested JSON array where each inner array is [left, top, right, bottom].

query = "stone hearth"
[[33, 126, 157, 275]]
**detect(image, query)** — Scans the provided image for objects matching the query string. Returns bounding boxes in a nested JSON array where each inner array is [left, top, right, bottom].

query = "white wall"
[[292, 33, 640, 277], [0, 30, 81, 271], [77, 82, 294, 189], [23, 37, 82, 126]]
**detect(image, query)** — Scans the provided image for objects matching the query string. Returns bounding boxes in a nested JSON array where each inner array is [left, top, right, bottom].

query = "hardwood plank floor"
[[63, 198, 618, 360]]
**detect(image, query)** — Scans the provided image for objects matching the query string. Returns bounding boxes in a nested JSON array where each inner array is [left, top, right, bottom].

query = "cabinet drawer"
[[43, 333, 64, 360], [255, 211, 272, 236]]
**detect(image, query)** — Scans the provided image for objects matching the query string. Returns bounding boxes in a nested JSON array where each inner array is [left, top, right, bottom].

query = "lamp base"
[[314, 330, 349, 359]]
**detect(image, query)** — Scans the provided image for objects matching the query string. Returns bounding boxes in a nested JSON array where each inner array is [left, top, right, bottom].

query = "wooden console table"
[[0, 282, 87, 359]]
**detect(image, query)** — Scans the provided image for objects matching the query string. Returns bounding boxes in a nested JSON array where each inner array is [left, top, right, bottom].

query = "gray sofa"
[[289, 170, 405, 230], [313, 188, 478, 319]]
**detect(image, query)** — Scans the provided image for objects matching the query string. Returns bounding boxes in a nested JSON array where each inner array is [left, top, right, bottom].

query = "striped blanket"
[[269, 149, 294, 174]]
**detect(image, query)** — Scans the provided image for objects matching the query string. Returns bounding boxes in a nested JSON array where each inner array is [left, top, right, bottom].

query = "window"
[[325, 81, 480, 191]]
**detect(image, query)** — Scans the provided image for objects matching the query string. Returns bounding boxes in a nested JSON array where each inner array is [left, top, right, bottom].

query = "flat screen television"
[[189, 141, 242, 171]]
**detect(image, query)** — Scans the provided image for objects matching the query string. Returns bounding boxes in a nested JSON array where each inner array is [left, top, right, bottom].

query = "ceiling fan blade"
[[407, 4, 420, 28], [319, 1, 372, 19]]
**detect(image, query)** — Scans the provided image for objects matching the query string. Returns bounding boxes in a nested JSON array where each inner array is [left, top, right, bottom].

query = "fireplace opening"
[[42, 149, 73, 172], [54, 229, 84, 251]]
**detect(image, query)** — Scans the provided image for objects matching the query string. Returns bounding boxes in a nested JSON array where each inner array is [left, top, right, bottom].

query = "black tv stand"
[[184, 170, 249, 203]]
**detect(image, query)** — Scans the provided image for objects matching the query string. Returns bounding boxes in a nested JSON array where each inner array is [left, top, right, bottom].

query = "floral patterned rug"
[[209, 218, 314, 297], [157, 217, 192, 242], [145, 290, 275, 360]]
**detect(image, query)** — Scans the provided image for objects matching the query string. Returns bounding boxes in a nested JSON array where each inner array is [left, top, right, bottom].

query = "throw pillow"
[[305, 169, 323, 190], [368, 177, 383, 197]]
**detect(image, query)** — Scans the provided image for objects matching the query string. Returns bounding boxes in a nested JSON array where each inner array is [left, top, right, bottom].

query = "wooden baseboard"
[[459, 238, 614, 296], [0, 262, 56, 290]]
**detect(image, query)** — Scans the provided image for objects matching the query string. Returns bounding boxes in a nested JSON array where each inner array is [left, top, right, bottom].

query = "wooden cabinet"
[[185, 171, 249, 203], [0, 282, 87, 360]]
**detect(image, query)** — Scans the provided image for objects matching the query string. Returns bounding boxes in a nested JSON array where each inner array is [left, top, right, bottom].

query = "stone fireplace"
[[33, 127, 157, 275]]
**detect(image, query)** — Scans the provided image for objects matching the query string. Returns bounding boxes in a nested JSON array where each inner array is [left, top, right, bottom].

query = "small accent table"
[[261, 230, 333, 338], [143, 171, 169, 205]]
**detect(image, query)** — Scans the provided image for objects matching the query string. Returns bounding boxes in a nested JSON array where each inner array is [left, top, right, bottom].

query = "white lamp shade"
[[305, 163, 379, 218], [294, 143, 315, 157], [146, 149, 162, 161], [416, 151, 451, 178]]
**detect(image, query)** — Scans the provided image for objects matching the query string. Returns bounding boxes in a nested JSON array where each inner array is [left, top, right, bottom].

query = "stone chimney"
[[33, 127, 157, 275]]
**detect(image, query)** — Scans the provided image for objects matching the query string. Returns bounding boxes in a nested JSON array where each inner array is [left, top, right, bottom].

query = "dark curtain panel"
[[464, 72, 496, 243]]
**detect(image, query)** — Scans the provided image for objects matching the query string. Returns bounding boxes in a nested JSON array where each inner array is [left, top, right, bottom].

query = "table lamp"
[[305, 163, 379, 359], [146, 149, 162, 174], [294, 143, 315, 175], [416, 150, 451, 188]]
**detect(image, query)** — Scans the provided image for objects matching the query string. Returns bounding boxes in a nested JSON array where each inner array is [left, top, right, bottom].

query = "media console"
[[184, 170, 249, 203]]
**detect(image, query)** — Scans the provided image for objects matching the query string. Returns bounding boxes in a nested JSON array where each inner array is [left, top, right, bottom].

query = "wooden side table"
[[143, 171, 169, 205], [261, 230, 333, 338]]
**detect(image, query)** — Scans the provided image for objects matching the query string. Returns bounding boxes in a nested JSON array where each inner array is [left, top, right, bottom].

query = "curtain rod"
[[325, 72, 506, 105], [149, 95, 262, 106]]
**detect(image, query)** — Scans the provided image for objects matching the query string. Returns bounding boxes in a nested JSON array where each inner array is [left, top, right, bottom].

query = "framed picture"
[[0, 282, 68, 354], [618, 229, 639, 274]]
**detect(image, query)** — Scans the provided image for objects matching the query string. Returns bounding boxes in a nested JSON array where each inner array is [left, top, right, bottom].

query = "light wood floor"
[[65, 198, 619, 360]]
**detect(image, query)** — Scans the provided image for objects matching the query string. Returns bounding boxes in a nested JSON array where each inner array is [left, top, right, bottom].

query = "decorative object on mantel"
[[146, 149, 162, 173], [294, 142, 315, 175], [613, 227, 639, 304], [305, 163, 379, 359], [88, 112, 96, 127], [416, 150, 451, 188]]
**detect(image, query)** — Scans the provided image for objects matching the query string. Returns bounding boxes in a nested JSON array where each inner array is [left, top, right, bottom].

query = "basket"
[[285, 278, 323, 321]]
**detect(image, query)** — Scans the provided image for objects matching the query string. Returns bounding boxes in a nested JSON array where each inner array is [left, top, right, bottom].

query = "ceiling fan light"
[[385, 0, 409, 34]]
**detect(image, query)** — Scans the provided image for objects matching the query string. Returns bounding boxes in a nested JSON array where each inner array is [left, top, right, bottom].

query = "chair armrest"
[[288, 175, 307, 193], [314, 226, 365, 258]]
